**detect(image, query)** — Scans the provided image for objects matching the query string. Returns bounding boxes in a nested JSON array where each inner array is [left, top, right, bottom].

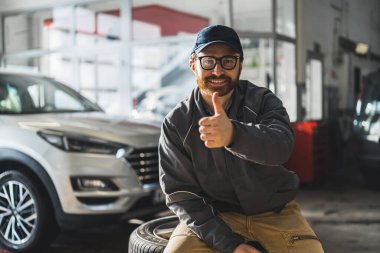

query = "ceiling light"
[[355, 43, 369, 55]]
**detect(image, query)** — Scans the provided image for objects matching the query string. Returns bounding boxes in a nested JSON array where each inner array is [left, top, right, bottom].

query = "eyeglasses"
[[197, 55, 240, 70]]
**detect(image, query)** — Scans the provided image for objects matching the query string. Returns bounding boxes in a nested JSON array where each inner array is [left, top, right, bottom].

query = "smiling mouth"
[[208, 78, 228, 86]]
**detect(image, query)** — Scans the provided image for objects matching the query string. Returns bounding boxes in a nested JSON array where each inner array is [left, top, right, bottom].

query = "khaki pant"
[[164, 201, 324, 253]]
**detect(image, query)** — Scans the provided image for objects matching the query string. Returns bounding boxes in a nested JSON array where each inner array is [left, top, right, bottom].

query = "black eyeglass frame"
[[197, 55, 240, 70]]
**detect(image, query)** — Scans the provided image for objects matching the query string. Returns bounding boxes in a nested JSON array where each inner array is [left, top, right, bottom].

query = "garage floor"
[[1, 166, 379, 253], [297, 169, 380, 253]]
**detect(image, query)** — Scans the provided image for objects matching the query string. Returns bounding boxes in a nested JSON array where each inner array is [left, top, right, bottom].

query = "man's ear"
[[189, 53, 197, 74], [189, 59, 196, 73]]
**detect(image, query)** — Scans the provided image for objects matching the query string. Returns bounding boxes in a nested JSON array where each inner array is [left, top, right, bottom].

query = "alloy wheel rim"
[[0, 180, 37, 245]]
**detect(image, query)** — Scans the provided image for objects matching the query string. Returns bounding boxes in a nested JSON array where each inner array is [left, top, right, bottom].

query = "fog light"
[[71, 177, 118, 191]]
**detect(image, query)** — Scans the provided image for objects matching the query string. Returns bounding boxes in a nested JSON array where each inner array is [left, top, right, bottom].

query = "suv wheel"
[[0, 170, 59, 252]]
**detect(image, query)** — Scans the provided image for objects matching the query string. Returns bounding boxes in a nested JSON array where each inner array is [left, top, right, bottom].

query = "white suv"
[[0, 70, 165, 252]]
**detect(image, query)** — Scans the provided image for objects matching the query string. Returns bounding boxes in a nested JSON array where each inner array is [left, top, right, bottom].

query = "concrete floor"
[[296, 171, 380, 253], [297, 187, 380, 253], [1, 166, 379, 253]]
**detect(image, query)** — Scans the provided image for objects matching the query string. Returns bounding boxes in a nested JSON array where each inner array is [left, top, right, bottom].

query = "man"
[[159, 25, 324, 253]]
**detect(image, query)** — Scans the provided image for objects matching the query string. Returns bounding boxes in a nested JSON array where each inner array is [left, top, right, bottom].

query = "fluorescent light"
[[355, 43, 369, 55]]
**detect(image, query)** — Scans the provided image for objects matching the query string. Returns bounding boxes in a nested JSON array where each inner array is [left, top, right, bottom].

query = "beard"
[[196, 74, 239, 97], [195, 67, 241, 97]]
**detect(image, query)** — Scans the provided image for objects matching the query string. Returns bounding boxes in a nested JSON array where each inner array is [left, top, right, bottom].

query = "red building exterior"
[[133, 5, 209, 36]]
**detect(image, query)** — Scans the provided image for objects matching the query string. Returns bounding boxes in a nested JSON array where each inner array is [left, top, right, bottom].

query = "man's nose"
[[211, 61, 225, 76]]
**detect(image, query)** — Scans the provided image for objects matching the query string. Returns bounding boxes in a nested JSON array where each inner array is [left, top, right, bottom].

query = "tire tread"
[[128, 216, 178, 253]]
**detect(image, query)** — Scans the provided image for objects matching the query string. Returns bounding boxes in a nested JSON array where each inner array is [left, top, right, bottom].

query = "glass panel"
[[5, 57, 40, 71], [233, 0, 272, 32], [79, 56, 96, 90], [75, 1, 121, 45], [5, 53, 79, 96], [97, 54, 120, 90], [132, 0, 230, 38], [45, 23, 72, 49], [43, 54, 77, 89], [48, 6, 74, 49], [240, 38, 274, 91], [4, 7, 77, 52], [276, 0, 295, 37], [304, 59, 323, 120], [78, 54, 121, 113], [97, 91, 119, 114], [4, 2, 122, 52], [276, 41, 296, 122], [4, 9, 58, 52], [4, 15, 29, 52], [131, 40, 195, 121]]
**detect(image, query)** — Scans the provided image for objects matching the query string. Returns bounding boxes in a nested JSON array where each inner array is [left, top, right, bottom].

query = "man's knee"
[[164, 223, 217, 253]]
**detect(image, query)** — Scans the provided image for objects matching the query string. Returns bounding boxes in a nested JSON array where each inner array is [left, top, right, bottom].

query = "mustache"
[[205, 75, 232, 82]]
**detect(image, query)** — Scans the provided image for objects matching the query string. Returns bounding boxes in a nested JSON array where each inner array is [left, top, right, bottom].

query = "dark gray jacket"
[[159, 80, 299, 253]]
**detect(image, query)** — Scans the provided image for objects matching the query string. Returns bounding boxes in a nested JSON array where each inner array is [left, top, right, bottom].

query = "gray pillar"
[[119, 0, 133, 115], [272, 0, 277, 94], [225, 0, 233, 27], [70, 5, 81, 92], [0, 15, 4, 67]]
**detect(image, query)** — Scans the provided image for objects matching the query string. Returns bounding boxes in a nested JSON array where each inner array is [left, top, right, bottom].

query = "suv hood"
[[4, 112, 161, 147]]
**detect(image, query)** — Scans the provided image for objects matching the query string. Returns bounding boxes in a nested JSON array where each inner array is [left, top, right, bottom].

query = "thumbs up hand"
[[198, 92, 234, 148]]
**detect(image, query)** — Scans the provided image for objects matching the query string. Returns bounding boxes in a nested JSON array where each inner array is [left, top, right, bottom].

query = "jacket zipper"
[[289, 235, 320, 244]]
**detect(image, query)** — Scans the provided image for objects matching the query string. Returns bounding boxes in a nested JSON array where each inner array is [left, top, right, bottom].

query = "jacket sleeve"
[[159, 119, 244, 253], [225, 90, 294, 165]]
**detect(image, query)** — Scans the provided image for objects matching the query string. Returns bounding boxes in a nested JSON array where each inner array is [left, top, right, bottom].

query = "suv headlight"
[[38, 130, 125, 154]]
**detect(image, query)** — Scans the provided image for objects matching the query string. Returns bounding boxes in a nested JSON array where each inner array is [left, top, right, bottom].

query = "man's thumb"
[[212, 92, 224, 115]]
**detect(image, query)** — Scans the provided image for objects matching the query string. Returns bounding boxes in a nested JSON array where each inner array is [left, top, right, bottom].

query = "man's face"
[[191, 43, 242, 97]]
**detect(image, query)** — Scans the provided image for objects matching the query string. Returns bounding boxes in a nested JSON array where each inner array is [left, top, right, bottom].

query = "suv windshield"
[[0, 73, 102, 114]]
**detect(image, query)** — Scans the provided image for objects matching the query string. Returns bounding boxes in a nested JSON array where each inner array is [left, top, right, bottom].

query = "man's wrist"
[[225, 121, 235, 147]]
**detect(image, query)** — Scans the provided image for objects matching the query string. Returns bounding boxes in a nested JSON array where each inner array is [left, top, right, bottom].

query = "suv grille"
[[126, 147, 159, 187]]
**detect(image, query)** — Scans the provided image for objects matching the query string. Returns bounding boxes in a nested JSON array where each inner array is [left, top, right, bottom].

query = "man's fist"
[[198, 92, 234, 148]]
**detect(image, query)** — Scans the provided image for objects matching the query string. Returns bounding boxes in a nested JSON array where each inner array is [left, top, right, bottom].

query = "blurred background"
[[0, 0, 379, 252], [0, 0, 378, 121]]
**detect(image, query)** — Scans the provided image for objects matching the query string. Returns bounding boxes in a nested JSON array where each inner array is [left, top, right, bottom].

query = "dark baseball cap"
[[192, 25, 243, 58]]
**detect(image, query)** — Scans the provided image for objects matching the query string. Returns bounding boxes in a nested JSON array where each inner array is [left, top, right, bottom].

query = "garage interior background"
[[0, 0, 379, 123], [1, 2, 380, 253]]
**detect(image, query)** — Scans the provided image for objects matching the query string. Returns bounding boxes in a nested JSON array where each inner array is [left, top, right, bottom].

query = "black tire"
[[0, 170, 59, 252], [128, 216, 179, 253]]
